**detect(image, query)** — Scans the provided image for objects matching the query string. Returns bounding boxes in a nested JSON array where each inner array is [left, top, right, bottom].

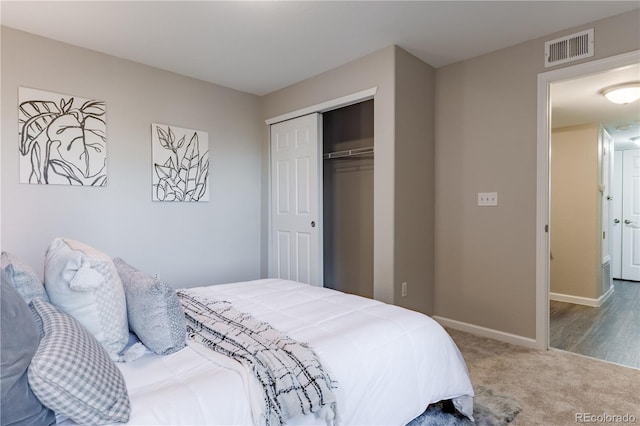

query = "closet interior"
[[322, 100, 374, 298]]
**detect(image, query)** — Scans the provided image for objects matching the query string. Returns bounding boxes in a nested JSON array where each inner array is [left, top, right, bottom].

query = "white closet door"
[[270, 113, 322, 285], [622, 148, 640, 281]]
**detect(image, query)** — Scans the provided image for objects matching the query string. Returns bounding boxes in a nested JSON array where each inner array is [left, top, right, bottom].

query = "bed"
[[1, 241, 474, 426]]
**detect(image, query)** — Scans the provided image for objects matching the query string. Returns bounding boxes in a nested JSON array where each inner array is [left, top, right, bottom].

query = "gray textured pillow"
[[1, 278, 56, 426], [113, 257, 186, 355], [1, 251, 49, 304], [28, 299, 131, 425]]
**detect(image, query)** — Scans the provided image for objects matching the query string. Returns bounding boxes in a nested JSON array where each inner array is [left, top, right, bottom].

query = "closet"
[[322, 100, 374, 297]]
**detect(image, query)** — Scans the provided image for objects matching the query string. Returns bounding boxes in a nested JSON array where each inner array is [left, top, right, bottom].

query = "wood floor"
[[550, 279, 640, 369]]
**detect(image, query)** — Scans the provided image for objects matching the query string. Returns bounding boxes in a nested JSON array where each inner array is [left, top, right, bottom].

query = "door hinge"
[[545, 224, 549, 233]]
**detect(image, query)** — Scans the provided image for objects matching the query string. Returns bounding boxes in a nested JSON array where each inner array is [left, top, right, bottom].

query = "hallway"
[[550, 280, 639, 369]]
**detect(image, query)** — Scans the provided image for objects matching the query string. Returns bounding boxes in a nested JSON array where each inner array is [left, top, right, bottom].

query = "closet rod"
[[323, 146, 374, 160]]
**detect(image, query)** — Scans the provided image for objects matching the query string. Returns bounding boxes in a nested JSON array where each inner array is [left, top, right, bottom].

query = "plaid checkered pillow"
[[28, 299, 131, 424]]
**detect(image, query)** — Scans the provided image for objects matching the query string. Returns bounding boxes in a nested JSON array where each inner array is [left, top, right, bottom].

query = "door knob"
[[614, 219, 620, 224], [624, 219, 632, 225]]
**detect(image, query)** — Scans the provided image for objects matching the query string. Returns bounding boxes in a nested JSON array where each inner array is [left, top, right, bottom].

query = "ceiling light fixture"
[[600, 82, 640, 104]]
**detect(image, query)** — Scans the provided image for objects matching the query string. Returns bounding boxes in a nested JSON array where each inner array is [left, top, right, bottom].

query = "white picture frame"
[[18, 87, 107, 186], [151, 123, 210, 202]]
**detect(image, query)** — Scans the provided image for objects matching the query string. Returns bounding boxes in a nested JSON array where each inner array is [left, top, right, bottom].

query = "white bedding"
[[59, 278, 474, 425]]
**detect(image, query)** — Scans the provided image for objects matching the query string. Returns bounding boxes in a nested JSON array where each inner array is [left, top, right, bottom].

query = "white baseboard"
[[599, 286, 614, 305], [550, 286, 614, 307], [432, 316, 540, 350]]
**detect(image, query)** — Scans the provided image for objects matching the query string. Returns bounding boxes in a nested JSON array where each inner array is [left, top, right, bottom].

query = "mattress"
[[59, 278, 474, 425]]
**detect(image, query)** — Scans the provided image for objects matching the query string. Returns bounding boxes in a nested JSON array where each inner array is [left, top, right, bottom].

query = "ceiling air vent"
[[544, 28, 594, 68]]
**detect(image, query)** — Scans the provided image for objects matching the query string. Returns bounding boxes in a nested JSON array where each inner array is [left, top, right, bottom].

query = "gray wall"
[[1, 27, 263, 287], [434, 10, 640, 338], [394, 48, 435, 313]]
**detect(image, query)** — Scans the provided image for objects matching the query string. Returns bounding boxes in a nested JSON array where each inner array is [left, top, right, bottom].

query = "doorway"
[[323, 100, 374, 297], [538, 51, 640, 368]]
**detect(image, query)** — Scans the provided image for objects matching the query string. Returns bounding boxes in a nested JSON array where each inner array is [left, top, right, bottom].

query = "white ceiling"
[[2, 1, 639, 146], [552, 63, 640, 148], [1, 1, 638, 96]]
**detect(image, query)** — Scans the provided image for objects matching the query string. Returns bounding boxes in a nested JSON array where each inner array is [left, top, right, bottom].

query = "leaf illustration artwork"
[[18, 87, 107, 186], [151, 123, 210, 202]]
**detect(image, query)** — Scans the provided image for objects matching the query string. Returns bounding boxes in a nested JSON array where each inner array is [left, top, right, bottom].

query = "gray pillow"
[[28, 299, 131, 425], [0, 277, 56, 426], [113, 257, 186, 355], [1, 251, 49, 304]]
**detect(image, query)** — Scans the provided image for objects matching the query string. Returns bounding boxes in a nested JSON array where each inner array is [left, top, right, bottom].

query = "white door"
[[621, 148, 640, 281], [270, 113, 322, 285]]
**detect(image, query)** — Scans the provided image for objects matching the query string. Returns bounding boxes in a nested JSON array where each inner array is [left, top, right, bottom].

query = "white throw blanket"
[[177, 290, 340, 426]]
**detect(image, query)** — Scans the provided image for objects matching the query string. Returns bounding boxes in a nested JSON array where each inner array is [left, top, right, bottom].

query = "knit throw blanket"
[[177, 291, 339, 426]]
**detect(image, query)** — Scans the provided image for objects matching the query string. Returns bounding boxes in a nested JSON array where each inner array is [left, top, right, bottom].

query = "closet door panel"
[[276, 160, 291, 214], [296, 157, 311, 215], [276, 231, 292, 280]]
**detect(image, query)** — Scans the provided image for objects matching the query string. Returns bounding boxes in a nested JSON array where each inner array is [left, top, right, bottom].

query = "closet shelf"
[[323, 146, 374, 160]]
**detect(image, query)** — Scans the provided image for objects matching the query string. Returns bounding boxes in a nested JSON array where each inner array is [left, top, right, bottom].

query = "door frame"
[[613, 150, 624, 278], [536, 50, 640, 350], [265, 87, 378, 281]]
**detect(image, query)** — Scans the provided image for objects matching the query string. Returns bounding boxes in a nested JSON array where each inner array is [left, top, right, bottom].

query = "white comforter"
[[64, 278, 474, 425]]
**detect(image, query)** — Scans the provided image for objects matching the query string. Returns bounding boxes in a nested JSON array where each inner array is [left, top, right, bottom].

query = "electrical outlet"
[[401, 282, 407, 297], [478, 192, 498, 206], [153, 273, 160, 279]]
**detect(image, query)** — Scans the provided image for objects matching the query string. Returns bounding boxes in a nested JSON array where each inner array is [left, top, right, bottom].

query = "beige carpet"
[[448, 328, 640, 425]]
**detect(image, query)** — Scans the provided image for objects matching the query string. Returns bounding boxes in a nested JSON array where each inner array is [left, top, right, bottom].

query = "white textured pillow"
[[44, 238, 128, 360]]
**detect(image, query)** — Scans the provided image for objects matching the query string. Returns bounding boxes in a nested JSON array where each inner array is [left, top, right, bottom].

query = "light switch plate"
[[478, 192, 498, 206]]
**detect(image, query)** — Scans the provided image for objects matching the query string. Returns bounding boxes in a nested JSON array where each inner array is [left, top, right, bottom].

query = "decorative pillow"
[[1, 278, 56, 426], [44, 238, 128, 360], [113, 257, 186, 355], [28, 299, 131, 425], [1, 251, 50, 304]]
